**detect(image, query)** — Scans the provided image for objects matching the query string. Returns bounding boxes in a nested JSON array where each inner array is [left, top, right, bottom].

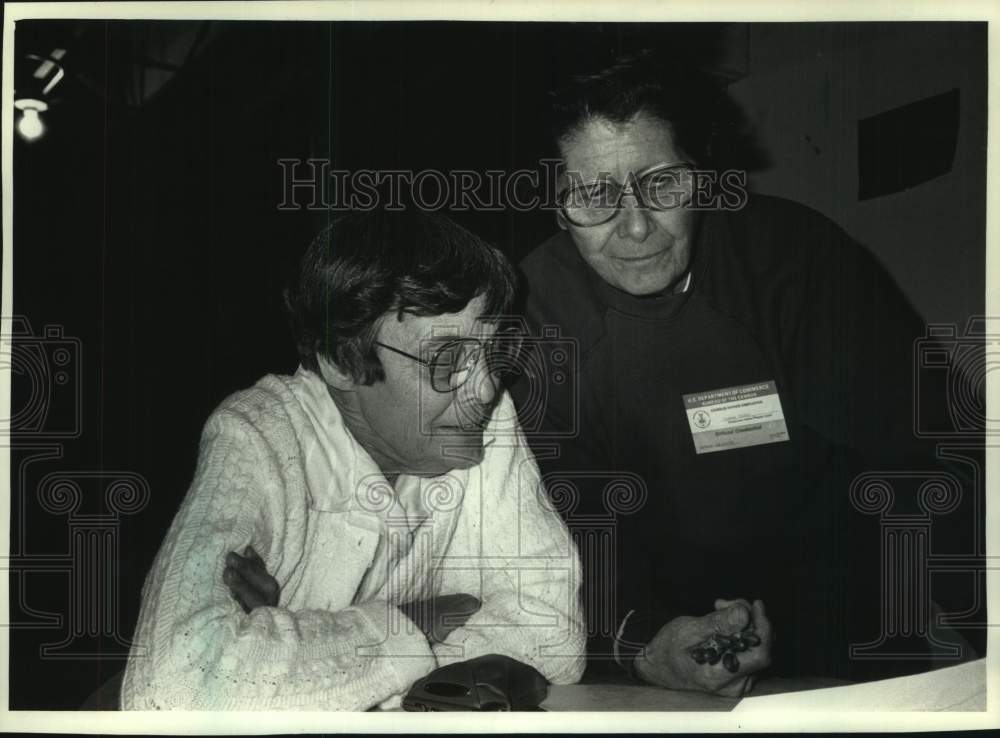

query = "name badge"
[[683, 380, 790, 454]]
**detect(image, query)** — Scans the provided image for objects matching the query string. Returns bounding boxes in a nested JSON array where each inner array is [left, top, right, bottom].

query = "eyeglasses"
[[374, 326, 526, 393], [558, 161, 695, 228]]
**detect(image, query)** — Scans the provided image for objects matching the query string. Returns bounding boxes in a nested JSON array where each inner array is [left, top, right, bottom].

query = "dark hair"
[[285, 209, 516, 383], [548, 50, 725, 165]]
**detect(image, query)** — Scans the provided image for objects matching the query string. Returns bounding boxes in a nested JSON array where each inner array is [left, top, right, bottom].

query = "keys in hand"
[[633, 597, 773, 696], [689, 629, 762, 672]]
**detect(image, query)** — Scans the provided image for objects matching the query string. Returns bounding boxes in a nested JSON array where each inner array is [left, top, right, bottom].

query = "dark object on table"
[[402, 654, 549, 711]]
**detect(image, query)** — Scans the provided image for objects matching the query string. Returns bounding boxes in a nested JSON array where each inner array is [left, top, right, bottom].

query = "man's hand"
[[633, 598, 773, 697], [223, 545, 280, 613], [399, 594, 482, 645]]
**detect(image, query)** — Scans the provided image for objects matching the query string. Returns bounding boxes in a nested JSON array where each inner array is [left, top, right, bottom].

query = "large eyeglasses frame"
[[558, 160, 696, 228]]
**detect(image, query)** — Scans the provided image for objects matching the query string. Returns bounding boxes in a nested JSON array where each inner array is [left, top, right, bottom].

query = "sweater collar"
[[291, 366, 386, 515]]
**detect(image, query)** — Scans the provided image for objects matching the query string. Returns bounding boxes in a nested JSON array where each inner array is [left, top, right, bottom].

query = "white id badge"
[[683, 380, 790, 455]]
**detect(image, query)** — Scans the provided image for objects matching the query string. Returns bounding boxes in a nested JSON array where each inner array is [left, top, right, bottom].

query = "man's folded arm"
[[121, 410, 436, 710]]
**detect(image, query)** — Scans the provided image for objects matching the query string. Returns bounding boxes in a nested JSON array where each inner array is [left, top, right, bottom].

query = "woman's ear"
[[554, 169, 570, 231], [316, 352, 356, 391]]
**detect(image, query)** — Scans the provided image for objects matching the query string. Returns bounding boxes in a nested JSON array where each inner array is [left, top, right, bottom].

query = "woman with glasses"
[[514, 50, 978, 695], [121, 209, 584, 710]]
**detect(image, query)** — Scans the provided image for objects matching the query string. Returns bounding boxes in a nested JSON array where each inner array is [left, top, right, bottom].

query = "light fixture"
[[14, 50, 65, 143], [14, 98, 48, 141]]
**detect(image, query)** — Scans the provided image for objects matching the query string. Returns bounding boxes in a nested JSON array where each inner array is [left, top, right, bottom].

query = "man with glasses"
[[513, 51, 978, 695], [121, 209, 584, 709]]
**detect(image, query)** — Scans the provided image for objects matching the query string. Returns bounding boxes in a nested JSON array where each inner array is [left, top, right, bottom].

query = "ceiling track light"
[[27, 51, 67, 95]]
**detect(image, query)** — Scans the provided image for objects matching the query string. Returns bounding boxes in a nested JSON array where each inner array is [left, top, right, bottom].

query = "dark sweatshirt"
[[513, 194, 981, 681]]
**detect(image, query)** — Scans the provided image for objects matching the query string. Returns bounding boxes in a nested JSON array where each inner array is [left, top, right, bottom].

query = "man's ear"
[[555, 209, 569, 231], [316, 352, 356, 391]]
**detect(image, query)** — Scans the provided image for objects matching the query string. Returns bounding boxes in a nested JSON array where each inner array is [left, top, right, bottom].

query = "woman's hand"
[[223, 546, 280, 613], [399, 594, 482, 645], [223, 545, 481, 648], [633, 598, 773, 697]]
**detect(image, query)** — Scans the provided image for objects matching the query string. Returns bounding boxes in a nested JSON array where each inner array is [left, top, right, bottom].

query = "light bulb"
[[14, 99, 49, 141], [17, 108, 45, 140]]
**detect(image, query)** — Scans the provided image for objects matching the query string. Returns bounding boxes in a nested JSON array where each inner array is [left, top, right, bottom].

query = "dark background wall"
[[7, 21, 986, 708], [730, 22, 986, 330]]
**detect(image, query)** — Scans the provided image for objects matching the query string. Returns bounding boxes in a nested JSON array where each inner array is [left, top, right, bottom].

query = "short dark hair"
[[285, 209, 517, 383], [548, 50, 724, 165]]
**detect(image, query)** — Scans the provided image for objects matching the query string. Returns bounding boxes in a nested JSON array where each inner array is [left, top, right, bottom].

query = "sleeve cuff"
[[613, 609, 679, 680], [351, 601, 438, 696]]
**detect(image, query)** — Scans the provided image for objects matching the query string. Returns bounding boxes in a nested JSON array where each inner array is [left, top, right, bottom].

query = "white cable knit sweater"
[[121, 367, 585, 710]]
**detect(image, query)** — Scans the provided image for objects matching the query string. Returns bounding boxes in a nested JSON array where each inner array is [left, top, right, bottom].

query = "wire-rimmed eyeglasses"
[[558, 161, 695, 228], [374, 326, 526, 393]]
